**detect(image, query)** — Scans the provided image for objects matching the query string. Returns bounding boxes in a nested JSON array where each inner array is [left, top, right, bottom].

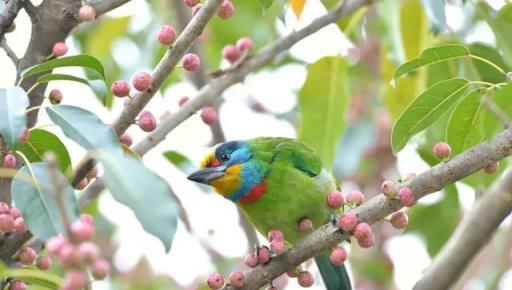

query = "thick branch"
[[413, 169, 512, 290], [90, 0, 131, 16]]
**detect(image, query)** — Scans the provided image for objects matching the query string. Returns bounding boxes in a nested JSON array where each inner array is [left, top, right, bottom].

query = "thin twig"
[[21, 0, 38, 20], [413, 168, 512, 290], [482, 96, 512, 128], [0, 38, 18, 64], [46, 157, 73, 240]]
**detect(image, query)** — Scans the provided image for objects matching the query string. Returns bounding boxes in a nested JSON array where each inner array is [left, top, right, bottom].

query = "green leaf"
[[298, 56, 349, 169], [37, 73, 107, 97], [5, 267, 62, 289], [46, 105, 122, 155], [377, 0, 406, 64], [420, 0, 446, 34], [258, 0, 273, 10], [391, 78, 470, 153], [446, 91, 484, 155], [13, 129, 72, 173], [479, 3, 512, 68], [468, 43, 509, 84], [163, 151, 194, 172], [0, 87, 29, 147], [21, 55, 105, 80], [11, 162, 80, 240], [394, 45, 469, 80], [407, 185, 460, 256], [99, 153, 178, 252]]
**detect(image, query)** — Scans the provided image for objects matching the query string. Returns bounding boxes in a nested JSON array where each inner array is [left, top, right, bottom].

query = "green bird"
[[188, 137, 351, 290]]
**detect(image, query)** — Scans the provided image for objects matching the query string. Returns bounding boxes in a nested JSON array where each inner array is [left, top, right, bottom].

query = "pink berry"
[[157, 25, 177, 46], [236, 37, 253, 51], [207, 272, 225, 289], [200, 106, 217, 125], [381, 180, 397, 198], [244, 253, 259, 268], [346, 191, 365, 206], [257, 246, 271, 264], [36, 255, 52, 270], [138, 111, 157, 132], [75, 178, 89, 190], [46, 236, 67, 256], [483, 162, 498, 175], [70, 220, 95, 242], [267, 229, 284, 242], [398, 187, 415, 207], [0, 202, 9, 214], [178, 96, 189, 106], [80, 213, 94, 224], [3, 153, 16, 168], [52, 42, 68, 57], [9, 207, 21, 218], [49, 89, 63, 104], [357, 232, 375, 248], [217, 0, 234, 20], [270, 239, 286, 254], [59, 244, 80, 268], [0, 214, 14, 232], [329, 247, 347, 265], [18, 247, 36, 265], [111, 80, 131, 97], [120, 133, 133, 147], [184, 0, 199, 7], [79, 242, 100, 264], [433, 142, 451, 159], [297, 217, 312, 232], [91, 259, 110, 280], [390, 211, 409, 229], [326, 190, 344, 209], [222, 44, 241, 63], [78, 5, 96, 21], [297, 271, 314, 287], [192, 4, 202, 16], [62, 270, 87, 289], [132, 71, 152, 91], [13, 217, 27, 233], [19, 128, 29, 143], [229, 271, 245, 288], [9, 281, 27, 290], [182, 53, 200, 71], [353, 223, 372, 240], [338, 213, 358, 231]]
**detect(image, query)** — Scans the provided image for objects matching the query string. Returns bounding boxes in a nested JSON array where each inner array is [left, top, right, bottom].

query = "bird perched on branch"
[[188, 137, 351, 290]]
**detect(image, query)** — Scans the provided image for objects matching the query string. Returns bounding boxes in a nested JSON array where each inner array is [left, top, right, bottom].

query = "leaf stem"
[[469, 54, 507, 75], [24, 105, 45, 115]]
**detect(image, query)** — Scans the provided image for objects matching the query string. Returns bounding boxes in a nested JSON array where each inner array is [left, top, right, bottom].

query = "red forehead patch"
[[209, 159, 220, 167]]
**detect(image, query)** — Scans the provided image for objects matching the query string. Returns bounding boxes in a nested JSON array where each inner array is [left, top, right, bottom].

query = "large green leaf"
[[394, 45, 469, 80], [21, 55, 105, 80], [46, 105, 122, 155], [298, 56, 349, 169], [99, 153, 178, 252], [446, 91, 483, 155], [468, 43, 509, 84], [407, 185, 460, 256], [0, 87, 29, 147], [391, 78, 470, 153], [479, 3, 512, 68], [377, 0, 406, 64], [258, 0, 273, 10], [420, 0, 446, 34], [13, 129, 72, 173], [11, 162, 80, 240], [37, 74, 107, 97], [163, 150, 194, 172]]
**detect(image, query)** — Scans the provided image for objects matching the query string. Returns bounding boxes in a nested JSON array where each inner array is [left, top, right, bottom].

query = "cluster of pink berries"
[[0, 202, 28, 236], [184, 0, 235, 20], [46, 215, 110, 290], [222, 37, 253, 64], [380, 180, 415, 207]]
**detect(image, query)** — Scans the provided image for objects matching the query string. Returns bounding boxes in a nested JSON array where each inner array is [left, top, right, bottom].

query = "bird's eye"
[[220, 153, 230, 161]]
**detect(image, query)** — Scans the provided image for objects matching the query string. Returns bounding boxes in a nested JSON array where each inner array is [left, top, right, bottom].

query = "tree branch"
[[70, 0, 225, 186], [413, 168, 512, 290], [90, 0, 131, 16], [0, 0, 24, 41], [0, 38, 18, 64]]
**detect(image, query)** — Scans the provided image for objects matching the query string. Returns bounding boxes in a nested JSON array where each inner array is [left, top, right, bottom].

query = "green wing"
[[251, 137, 322, 177]]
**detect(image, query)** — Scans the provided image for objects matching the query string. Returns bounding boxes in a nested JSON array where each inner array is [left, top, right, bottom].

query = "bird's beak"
[[187, 166, 227, 185]]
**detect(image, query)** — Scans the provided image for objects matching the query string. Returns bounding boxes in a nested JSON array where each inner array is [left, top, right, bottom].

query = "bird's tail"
[[314, 254, 352, 290]]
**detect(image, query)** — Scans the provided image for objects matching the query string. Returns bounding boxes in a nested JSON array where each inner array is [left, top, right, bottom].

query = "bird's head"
[[188, 141, 259, 199]]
